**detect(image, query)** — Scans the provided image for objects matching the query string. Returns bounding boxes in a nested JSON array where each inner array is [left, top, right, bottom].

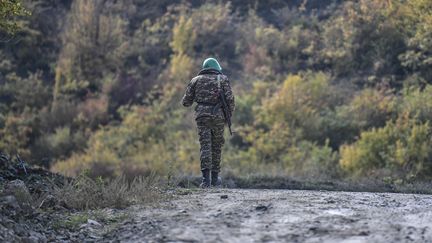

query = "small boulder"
[[21, 235, 40, 243], [81, 219, 103, 230], [87, 219, 102, 228], [255, 204, 271, 211], [0, 195, 21, 211], [3, 180, 32, 204]]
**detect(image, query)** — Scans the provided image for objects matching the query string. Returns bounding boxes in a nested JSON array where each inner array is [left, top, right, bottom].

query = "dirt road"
[[103, 189, 432, 243]]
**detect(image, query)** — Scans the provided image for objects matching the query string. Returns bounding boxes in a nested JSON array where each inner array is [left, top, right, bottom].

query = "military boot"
[[200, 169, 211, 188], [211, 171, 222, 187]]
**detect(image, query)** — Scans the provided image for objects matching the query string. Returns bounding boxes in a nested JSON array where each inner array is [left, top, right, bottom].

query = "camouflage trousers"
[[196, 116, 225, 172]]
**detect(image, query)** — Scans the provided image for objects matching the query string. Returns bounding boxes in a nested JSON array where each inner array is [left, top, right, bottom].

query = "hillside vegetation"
[[1, 0, 432, 183]]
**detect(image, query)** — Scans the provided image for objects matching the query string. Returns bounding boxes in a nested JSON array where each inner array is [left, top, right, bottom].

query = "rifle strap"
[[217, 74, 222, 92], [217, 74, 227, 98], [217, 75, 224, 102], [215, 75, 223, 116]]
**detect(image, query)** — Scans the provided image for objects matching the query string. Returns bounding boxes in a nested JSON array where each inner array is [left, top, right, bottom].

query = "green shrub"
[[31, 126, 87, 166], [400, 85, 432, 122], [0, 112, 33, 158], [229, 121, 339, 179], [340, 115, 432, 179], [335, 87, 398, 145], [338, 88, 397, 129], [257, 72, 344, 143]]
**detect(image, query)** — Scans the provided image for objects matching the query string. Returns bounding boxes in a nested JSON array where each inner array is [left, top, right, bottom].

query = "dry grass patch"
[[53, 174, 161, 210]]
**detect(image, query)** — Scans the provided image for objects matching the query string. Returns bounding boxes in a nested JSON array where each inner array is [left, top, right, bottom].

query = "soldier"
[[182, 58, 235, 188]]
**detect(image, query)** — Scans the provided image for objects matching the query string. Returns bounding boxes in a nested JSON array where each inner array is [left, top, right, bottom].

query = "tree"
[[168, 14, 195, 82], [54, 0, 130, 101], [0, 0, 30, 36], [394, 0, 432, 82]]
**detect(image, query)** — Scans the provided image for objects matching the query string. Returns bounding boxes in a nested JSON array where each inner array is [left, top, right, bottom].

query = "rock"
[[0, 195, 20, 210], [220, 195, 228, 199], [21, 235, 43, 243], [29, 231, 47, 242], [13, 223, 26, 236], [255, 204, 271, 211], [87, 219, 102, 228], [21, 236, 39, 243], [309, 226, 318, 231], [81, 219, 103, 230], [0, 223, 18, 241], [3, 180, 32, 204]]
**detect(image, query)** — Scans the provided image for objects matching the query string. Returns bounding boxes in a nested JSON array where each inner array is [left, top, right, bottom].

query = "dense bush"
[[340, 115, 432, 179], [400, 85, 432, 122], [256, 72, 345, 144]]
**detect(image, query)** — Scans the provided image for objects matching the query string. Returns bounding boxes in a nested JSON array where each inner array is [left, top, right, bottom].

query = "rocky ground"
[[0, 154, 128, 242], [102, 189, 432, 243]]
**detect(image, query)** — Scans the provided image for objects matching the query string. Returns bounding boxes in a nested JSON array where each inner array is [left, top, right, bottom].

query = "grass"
[[51, 209, 130, 231], [52, 173, 162, 210], [52, 214, 89, 231]]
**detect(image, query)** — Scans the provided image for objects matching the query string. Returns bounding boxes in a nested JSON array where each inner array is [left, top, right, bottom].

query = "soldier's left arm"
[[222, 77, 235, 113], [182, 77, 197, 107]]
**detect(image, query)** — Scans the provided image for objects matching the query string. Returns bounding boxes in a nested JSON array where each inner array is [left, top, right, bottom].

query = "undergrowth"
[[53, 173, 161, 210]]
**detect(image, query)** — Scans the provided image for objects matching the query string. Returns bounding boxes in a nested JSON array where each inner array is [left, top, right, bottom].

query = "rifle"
[[16, 154, 28, 175], [217, 75, 233, 136]]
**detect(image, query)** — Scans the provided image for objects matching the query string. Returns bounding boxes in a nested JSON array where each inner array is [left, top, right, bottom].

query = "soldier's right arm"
[[181, 77, 197, 107]]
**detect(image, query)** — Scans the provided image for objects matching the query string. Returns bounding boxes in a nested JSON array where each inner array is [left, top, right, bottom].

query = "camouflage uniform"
[[182, 69, 235, 173]]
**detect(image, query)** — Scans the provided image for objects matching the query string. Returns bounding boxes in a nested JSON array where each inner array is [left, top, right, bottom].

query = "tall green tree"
[[0, 0, 29, 35], [54, 0, 130, 101]]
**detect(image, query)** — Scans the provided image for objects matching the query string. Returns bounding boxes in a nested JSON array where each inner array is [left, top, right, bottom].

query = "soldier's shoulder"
[[189, 76, 201, 85], [197, 73, 214, 79]]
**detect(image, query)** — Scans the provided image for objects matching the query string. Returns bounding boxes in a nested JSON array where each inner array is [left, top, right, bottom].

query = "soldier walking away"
[[182, 58, 235, 188]]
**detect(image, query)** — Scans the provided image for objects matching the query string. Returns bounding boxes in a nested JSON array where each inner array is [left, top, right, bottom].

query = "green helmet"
[[202, 58, 222, 71]]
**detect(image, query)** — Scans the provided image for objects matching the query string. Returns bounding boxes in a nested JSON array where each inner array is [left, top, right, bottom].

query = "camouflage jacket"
[[182, 69, 235, 120]]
